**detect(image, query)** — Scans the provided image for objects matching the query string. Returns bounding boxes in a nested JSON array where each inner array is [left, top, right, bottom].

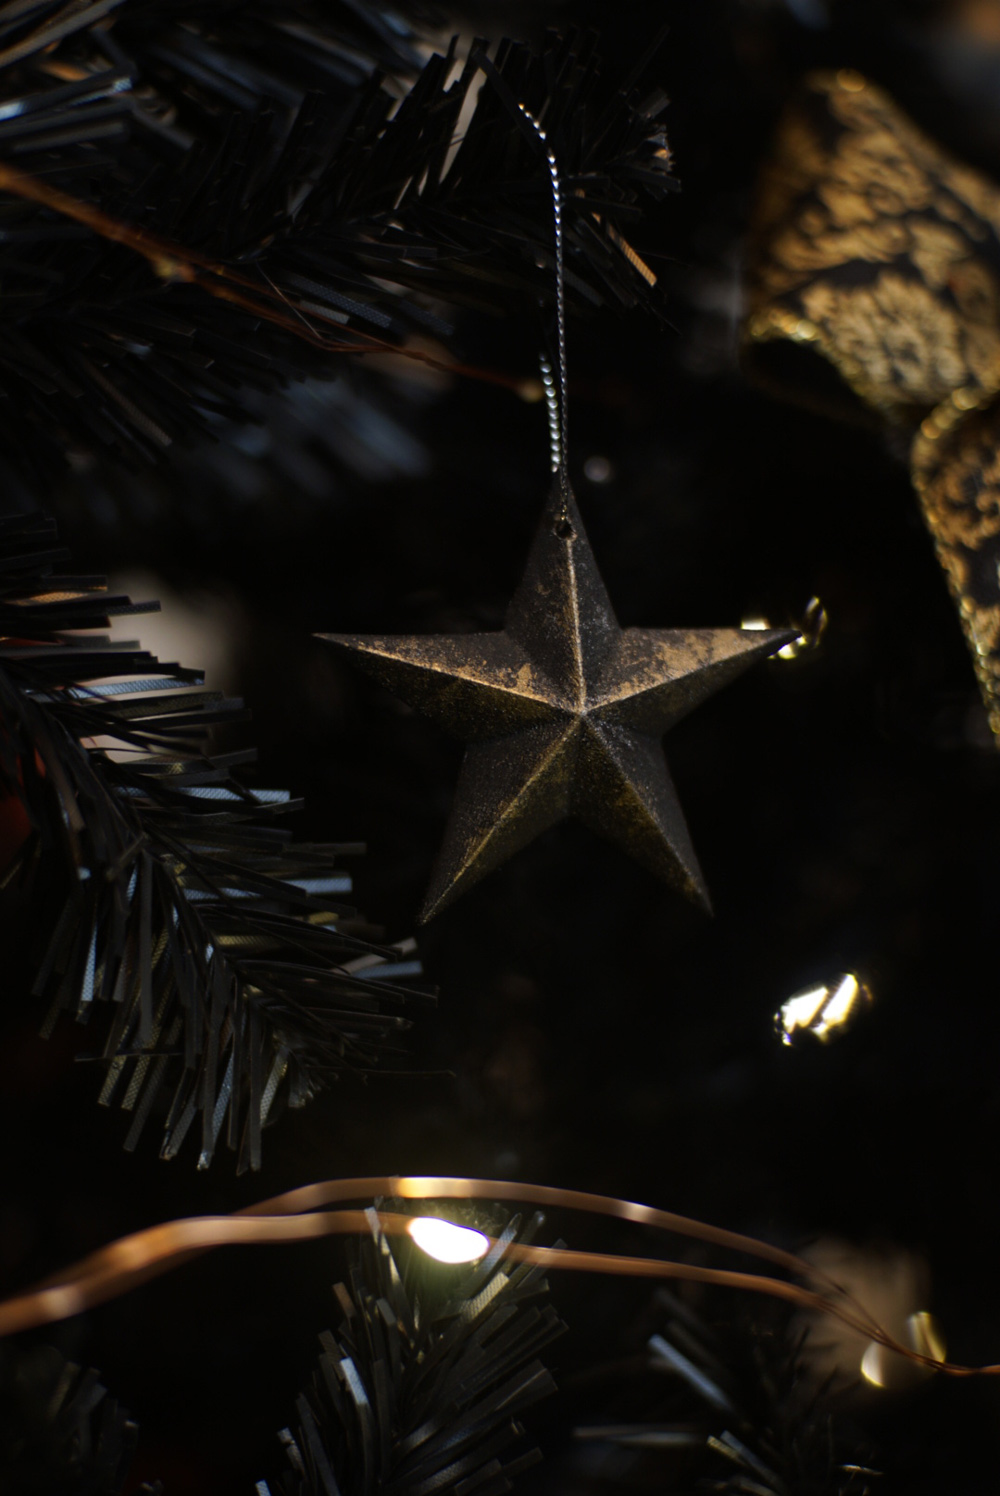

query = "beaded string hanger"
[[516, 101, 571, 520]]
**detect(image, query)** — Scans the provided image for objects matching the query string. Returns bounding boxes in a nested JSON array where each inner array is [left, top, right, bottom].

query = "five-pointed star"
[[319, 483, 793, 921]]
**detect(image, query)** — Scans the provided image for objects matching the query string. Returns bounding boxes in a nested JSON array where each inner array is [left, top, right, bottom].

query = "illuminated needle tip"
[[407, 1216, 491, 1264]]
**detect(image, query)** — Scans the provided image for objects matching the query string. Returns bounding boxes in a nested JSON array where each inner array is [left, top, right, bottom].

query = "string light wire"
[[0, 1174, 989, 1377]]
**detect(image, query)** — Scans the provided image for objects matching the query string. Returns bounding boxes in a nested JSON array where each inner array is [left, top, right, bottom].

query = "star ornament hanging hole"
[[318, 481, 796, 922]]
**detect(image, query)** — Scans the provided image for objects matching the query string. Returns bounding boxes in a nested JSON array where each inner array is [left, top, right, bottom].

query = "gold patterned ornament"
[[744, 67, 1000, 740]]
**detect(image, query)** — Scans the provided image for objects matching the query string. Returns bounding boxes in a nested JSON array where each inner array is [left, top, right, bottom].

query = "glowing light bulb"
[[775, 972, 872, 1047], [407, 1216, 490, 1264]]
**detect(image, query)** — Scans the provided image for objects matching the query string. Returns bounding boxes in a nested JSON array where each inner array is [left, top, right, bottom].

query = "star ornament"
[[319, 483, 794, 922]]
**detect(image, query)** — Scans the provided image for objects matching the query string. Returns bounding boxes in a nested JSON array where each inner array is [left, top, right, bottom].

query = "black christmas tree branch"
[[573, 1289, 877, 1496], [259, 1206, 566, 1496], [0, 2, 675, 494], [0, 1342, 160, 1495], [0, 510, 429, 1171]]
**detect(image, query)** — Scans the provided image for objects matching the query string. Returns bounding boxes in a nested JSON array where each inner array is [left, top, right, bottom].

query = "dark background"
[[4, 0, 1000, 1489]]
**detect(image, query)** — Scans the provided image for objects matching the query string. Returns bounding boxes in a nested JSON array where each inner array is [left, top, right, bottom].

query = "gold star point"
[[319, 482, 794, 921]]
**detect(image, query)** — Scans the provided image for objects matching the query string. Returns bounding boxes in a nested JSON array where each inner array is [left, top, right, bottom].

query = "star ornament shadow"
[[319, 483, 795, 922]]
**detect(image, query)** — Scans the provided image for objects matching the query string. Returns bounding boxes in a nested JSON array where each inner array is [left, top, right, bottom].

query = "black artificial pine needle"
[[259, 1208, 566, 1496], [0, 1343, 161, 1495], [0, 510, 430, 1170], [573, 1292, 878, 1496], [0, 2, 675, 502]]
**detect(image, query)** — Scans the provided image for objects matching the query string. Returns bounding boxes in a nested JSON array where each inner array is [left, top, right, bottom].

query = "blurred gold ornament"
[[744, 69, 1000, 742], [775, 971, 872, 1046]]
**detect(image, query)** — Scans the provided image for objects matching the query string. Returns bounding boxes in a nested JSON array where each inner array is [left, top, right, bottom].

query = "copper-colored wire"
[[237, 1174, 887, 1337], [0, 161, 527, 393], [0, 1209, 854, 1345], [1, 1175, 995, 1376]]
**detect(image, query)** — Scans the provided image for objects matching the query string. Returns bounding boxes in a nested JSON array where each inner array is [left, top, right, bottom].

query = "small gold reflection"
[[861, 1311, 946, 1389], [860, 1340, 887, 1388], [775, 971, 872, 1046], [741, 597, 827, 661], [908, 1310, 947, 1364], [797, 1240, 941, 1396]]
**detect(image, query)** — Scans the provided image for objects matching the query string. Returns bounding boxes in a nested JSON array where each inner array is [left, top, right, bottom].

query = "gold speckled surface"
[[746, 69, 1000, 420], [912, 393, 1000, 739], [320, 482, 792, 921], [744, 70, 1000, 739]]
